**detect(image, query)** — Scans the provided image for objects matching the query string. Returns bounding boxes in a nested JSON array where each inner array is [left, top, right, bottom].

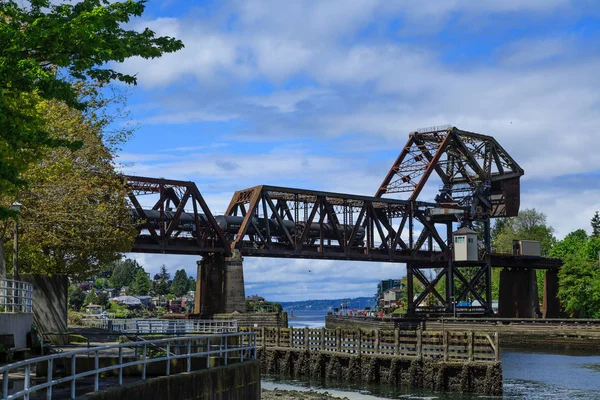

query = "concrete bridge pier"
[[541, 270, 560, 318], [498, 268, 541, 318], [194, 250, 246, 317]]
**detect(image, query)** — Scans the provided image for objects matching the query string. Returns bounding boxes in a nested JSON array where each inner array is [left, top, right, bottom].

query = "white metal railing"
[[80, 318, 238, 334], [1, 332, 256, 400], [0, 279, 33, 313]]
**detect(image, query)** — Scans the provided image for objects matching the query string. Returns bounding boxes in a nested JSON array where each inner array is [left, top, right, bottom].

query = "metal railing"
[[1, 332, 256, 400], [0, 279, 33, 313], [80, 318, 238, 334]]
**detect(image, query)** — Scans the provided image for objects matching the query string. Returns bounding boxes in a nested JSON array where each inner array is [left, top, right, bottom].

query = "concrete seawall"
[[259, 348, 502, 396], [78, 361, 261, 400]]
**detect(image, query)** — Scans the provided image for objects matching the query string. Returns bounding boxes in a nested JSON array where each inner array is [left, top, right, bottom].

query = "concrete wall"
[[0, 313, 33, 348], [259, 348, 502, 396], [77, 361, 260, 400], [20, 274, 68, 344]]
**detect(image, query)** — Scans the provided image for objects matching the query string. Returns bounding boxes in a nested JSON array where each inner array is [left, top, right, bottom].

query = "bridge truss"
[[124, 126, 559, 317]]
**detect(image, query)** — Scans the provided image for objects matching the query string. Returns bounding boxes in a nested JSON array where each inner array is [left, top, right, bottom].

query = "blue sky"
[[114, 0, 600, 301]]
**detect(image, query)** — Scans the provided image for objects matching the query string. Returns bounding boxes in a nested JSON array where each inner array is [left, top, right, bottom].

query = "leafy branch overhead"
[[0, 0, 184, 218]]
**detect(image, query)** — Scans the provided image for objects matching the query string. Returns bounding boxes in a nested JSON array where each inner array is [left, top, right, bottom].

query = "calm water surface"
[[265, 310, 600, 399]]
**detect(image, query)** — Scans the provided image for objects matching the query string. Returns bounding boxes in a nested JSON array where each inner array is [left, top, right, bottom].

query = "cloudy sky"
[[115, 0, 600, 302]]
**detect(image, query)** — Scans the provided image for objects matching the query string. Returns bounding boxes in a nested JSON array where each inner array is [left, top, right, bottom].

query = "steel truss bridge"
[[124, 127, 561, 317]]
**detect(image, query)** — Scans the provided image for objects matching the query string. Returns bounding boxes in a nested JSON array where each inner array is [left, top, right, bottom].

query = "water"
[[271, 309, 600, 399]]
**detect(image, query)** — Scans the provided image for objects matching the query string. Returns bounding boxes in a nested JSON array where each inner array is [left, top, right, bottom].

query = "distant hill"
[[280, 297, 376, 311]]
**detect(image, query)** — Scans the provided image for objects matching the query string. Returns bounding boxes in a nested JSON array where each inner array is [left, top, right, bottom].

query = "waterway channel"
[[267, 310, 600, 399]]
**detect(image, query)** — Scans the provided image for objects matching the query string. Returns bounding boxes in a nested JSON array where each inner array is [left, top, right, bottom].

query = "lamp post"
[[10, 202, 22, 280]]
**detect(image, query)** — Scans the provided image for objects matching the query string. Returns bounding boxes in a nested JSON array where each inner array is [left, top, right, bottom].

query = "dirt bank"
[[262, 389, 349, 399]]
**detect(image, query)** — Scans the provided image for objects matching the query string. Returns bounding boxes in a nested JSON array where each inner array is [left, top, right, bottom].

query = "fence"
[[80, 318, 238, 334], [0, 279, 33, 313], [1, 332, 256, 400], [243, 327, 499, 362]]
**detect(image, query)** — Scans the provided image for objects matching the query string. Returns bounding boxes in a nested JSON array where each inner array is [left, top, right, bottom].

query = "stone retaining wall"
[[258, 348, 502, 396]]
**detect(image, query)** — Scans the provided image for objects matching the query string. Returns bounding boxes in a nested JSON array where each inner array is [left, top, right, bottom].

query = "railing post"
[[494, 332, 499, 361], [321, 328, 326, 351], [304, 327, 309, 351], [71, 355, 77, 399], [394, 328, 399, 356], [375, 329, 380, 354], [443, 330, 449, 361], [224, 336, 228, 366], [166, 341, 171, 376], [468, 331, 474, 362], [276, 327, 281, 347], [24, 364, 30, 400], [416, 329, 422, 359], [261, 327, 266, 350], [289, 327, 294, 348], [357, 329, 361, 355], [187, 339, 192, 372], [3, 370, 8, 399], [336, 328, 341, 352], [94, 350, 99, 392], [206, 337, 211, 369], [47, 359, 53, 400], [142, 344, 147, 380], [118, 347, 123, 385]]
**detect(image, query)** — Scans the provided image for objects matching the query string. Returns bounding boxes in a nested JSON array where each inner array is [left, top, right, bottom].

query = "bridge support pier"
[[542, 270, 560, 318], [194, 250, 246, 318], [498, 268, 540, 318]]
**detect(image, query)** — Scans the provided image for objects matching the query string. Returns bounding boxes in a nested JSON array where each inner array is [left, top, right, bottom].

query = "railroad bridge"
[[125, 126, 561, 319]]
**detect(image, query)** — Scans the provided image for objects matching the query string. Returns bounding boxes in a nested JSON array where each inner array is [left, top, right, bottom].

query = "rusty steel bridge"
[[124, 126, 562, 319]]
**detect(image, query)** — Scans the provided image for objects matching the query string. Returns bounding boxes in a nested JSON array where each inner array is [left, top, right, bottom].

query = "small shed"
[[453, 227, 478, 261]]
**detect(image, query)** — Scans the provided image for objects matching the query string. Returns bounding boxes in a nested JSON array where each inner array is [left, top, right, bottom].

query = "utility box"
[[513, 240, 541, 257], [453, 227, 479, 261]]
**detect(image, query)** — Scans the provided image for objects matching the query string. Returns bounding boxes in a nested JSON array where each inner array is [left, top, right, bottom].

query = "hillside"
[[280, 297, 375, 311]]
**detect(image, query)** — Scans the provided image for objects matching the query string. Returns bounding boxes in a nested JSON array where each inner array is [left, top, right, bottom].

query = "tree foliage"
[[558, 255, 600, 318], [0, 0, 183, 219], [109, 258, 141, 289], [69, 286, 85, 310], [129, 269, 151, 296], [592, 211, 600, 237], [171, 269, 188, 297], [492, 209, 556, 255], [153, 265, 171, 296]]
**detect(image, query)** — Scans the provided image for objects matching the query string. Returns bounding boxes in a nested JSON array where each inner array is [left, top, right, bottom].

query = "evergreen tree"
[[84, 289, 99, 307], [171, 269, 188, 297], [591, 211, 600, 237], [69, 287, 86, 311], [153, 265, 171, 296], [130, 270, 152, 296]]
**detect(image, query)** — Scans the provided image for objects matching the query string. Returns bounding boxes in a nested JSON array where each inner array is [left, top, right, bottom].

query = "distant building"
[[376, 279, 404, 310], [382, 288, 404, 312], [247, 295, 265, 302]]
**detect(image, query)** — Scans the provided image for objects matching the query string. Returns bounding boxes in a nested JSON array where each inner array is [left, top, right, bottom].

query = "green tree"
[[84, 289, 99, 307], [592, 212, 600, 237], [549, 229, 588, 259], [187, 276, 196, 293], [0, 0, 183, 219], [97, 292, 109, 307], [558, 255, 600, 318], [153, 265, 171, 296], [491, 208, 556, 300], [130, 270, 151, 296], [69, 287, 86, 311], [171, 269, 188, 297], [109, 258, 141, 289], [93, 278, 108, 290]]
